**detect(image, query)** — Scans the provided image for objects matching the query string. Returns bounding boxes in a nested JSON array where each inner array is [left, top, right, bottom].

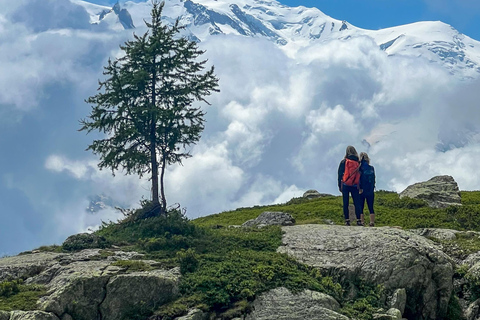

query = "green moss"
[[0, 280, 46, 311], [432, 232, 480, 260], [111, 260, 153, 272]]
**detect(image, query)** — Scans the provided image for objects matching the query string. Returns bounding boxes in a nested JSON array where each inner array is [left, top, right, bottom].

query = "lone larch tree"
[[80, 0, 219, 215]]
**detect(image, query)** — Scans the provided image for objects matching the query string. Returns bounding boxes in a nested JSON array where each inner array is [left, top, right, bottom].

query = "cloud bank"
[[0, 0, 479, 255]]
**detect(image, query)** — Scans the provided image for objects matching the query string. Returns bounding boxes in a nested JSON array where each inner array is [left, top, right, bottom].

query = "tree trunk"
[[150, 55, 160, 213], [150, 118, 160, 210], [160, 154, 167, 214]]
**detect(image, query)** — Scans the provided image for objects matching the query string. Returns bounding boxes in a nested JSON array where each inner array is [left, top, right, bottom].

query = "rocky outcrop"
[[9, 311, 59, 320], [0, 249, 179, 320], [173, 309, 207, 320], [410, 228, 460, 241], [399, 175, 462, 208], [302, 190, 333, 199], [242, 212, 294, 227], [278, 225, 454, 320], [245, 287, 348, 320], [0, 252, 65, 282]]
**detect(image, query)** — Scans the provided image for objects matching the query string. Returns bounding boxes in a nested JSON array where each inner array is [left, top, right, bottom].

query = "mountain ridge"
[[73, 0, 480, 79]]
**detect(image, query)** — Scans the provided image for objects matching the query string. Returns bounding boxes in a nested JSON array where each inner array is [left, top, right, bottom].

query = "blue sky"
[[92, 0, 480, 40]]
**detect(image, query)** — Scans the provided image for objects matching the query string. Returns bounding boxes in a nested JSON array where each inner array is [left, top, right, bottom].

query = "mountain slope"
[[74, 0, 480, 79]]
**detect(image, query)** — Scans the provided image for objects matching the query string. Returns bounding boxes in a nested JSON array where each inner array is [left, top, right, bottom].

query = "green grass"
[[0, 280, 47, 311], [194, 191, 480, 232]]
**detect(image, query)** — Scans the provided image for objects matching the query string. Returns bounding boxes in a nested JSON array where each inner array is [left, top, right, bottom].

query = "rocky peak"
[[399, 175, 462, 208]]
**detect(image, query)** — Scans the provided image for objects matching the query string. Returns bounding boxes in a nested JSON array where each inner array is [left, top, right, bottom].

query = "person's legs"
[[359, 192, 366, 225], [366, 193, 375, 226], [342, 186, 350, 224], [351, 187, 363, 225]]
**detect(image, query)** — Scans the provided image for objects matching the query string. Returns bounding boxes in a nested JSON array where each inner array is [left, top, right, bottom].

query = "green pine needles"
[[80, 0, 219, 215]]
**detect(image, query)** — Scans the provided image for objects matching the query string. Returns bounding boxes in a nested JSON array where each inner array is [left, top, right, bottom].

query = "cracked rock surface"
[[0, 249, 180, 320], [278, 225, 454, 320]]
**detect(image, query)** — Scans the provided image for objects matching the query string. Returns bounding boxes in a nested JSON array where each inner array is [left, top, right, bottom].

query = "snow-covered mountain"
[[75, 0, 480, 79]]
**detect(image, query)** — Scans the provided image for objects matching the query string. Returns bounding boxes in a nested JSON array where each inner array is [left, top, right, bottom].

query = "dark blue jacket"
[[359, 160, 375, 194]]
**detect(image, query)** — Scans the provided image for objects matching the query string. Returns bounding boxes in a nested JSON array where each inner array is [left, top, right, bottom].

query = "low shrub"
[[62, 233, 110, 251], [177, 248, 199, 274], [96, 207, 197, 246], [111, 260, 153, 272], [0, 280, 47, 311]]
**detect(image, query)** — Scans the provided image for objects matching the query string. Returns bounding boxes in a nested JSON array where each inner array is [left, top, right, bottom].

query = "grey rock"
[[465, 252, 480, 268], [410, 228, 459, 241], [372, 314, 396, 320], [303, 190, 333, 199], [466, 298, 480, 320], [278, 225, 454, 320], [242, 212, 295, 228], [0, 311, 10, 320], [38, 259, 112, 320], [388, 288, 407, 315], [245, 287, 348, 320], [174, 308, 207, 320], [60, 315, 73, 320], [386, 308, 402, 319], [0, 252, 66, 282], [100, 269, 180, 320], [9, 311, 59, 320], [399, 175, 461, 208]]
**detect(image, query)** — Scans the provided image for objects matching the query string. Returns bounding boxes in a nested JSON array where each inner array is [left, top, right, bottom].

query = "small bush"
[[97, 207, 197, 246], [0, 280, 46, 311], [0, 279, 21, 298], [62, 233, 110, 251], [447, 205, 480, 230], [446, 293, 465, 320], [377, 196, 427, 209], [111, 260, 153, 272], [177, 248, 199, 274]]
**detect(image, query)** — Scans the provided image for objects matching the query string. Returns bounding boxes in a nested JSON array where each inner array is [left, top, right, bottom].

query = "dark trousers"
[[342, 184, 361, 220], [360, 192, 375, 214]]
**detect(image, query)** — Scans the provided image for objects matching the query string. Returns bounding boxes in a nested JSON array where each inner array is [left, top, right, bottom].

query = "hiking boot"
[[345, 219, 351, 226], [369, 223, 375, 227], [356, 220, 365, 226]]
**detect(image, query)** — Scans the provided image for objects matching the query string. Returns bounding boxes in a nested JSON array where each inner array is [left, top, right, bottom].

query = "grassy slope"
[[3, 191, 480, 319], [195, 191, 480, 230]]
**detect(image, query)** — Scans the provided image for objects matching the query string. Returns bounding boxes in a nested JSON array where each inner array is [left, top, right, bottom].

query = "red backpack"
[[342, 158, 360, 186]]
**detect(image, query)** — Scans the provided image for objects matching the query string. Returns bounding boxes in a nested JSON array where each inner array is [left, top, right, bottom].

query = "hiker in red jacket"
[[337, 145, 362, 226]]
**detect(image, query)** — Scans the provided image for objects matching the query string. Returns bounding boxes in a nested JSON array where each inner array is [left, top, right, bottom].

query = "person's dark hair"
[[345, 145, 359, 159], [360, 152, 370, 164]]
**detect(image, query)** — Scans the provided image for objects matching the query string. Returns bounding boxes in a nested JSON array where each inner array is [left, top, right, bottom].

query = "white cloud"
[[2, 0, 480, 255]]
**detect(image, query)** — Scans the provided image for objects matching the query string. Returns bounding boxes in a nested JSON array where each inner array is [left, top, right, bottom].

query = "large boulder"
[[244, 287, 348, 320], [9, 311, 59, 320], [399, 175, 461, 208], [0, 252, 66, 282], [38, 258, 180, 320], [278, 225, 454, 320], [302, 190, 333, 199], [0, 249, 180, 320], [100, 269, 180, 320], [242, 212, 295, 228]]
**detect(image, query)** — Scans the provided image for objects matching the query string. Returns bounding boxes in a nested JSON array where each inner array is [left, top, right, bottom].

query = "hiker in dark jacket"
[[337, 145, 362, 226], [359, 152, 376, 227]]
